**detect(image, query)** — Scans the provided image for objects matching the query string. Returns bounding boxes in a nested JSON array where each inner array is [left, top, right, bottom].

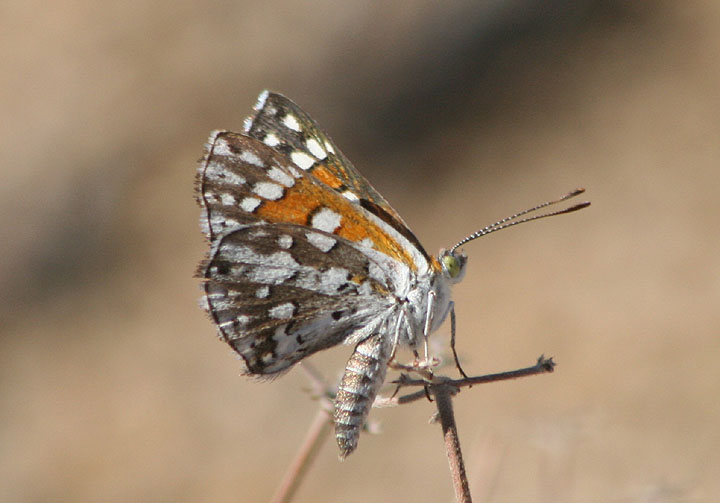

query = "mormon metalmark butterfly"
[[196, 90, 589, 458]]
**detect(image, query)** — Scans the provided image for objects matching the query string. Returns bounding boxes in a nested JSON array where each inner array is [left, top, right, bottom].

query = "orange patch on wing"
[[255, 175, 417, 270], [310, 165, 344, 189], [254, 185, 321, 224], [334, 210, 415, 270]]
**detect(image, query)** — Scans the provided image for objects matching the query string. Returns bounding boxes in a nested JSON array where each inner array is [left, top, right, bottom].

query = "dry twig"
[[271, 356, 556, 503]]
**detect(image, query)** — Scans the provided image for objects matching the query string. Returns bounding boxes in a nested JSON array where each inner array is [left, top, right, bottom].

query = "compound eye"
[[441, 253, 462, 279]]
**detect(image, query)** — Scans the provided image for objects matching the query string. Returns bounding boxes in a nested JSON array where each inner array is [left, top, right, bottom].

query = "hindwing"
[[199, 223, 393, 375]]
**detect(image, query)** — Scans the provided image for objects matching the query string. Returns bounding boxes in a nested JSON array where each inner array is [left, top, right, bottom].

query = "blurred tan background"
[[2, 1, 719, 501]]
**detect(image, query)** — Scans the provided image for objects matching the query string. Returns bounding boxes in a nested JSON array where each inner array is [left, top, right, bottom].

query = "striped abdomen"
[[334, 333, 392, 459]]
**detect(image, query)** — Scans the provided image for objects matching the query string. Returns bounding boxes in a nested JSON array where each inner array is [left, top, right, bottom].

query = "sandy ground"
[[2, 1, 719, 501]]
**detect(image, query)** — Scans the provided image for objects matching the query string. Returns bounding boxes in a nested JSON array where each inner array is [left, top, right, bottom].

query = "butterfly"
[[195, 90, 589, 458]]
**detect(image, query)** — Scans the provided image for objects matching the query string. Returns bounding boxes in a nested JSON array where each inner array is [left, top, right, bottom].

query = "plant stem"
[[433, 381, 472, 503]]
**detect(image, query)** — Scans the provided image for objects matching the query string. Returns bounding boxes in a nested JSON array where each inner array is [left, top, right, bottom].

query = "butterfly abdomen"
[[334, 332, 392, 459]]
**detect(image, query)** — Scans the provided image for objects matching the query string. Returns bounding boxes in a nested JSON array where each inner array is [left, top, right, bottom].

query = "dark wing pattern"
[[243, 91, 430, 260], [197, 131, 420, 268], [196, 131, 397, 375], [200, 223, 392, 375]]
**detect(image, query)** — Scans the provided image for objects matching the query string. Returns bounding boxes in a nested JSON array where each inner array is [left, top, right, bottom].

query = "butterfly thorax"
[[389, 252, 462, 348]]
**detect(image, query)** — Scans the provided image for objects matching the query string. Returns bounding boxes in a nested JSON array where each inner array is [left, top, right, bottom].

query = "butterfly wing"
[[198, 95, 448, 457], [196, 131, 424, 375], [200, 222, 392, 374], [243, 91, 398, 218], [197, 131, 424, 270], [243, 91, 430, 260]]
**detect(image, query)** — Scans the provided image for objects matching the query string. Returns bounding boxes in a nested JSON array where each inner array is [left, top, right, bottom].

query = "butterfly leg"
[[334, 331, 392, 459], [422, 291, 437, 366], [418, 291, 437, 400], [387, 308, 406, 364], [449, 302, 469, 379]]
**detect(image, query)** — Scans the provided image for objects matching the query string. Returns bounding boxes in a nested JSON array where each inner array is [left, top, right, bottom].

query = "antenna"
[[449, 188, 590, 253]]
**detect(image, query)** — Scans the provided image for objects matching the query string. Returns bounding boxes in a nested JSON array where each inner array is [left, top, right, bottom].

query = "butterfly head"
[[439, 249, 468, 284]]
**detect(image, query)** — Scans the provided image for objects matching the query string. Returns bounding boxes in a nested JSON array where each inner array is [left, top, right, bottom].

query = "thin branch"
[[433, 379, 472, 503], [270, 408, 334, 503], [270, 363, 334, 503], [272, 356, 556, 502]]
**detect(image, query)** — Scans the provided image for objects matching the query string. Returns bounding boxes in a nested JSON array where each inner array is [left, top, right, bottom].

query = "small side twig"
[[390, 355, 555, 405]]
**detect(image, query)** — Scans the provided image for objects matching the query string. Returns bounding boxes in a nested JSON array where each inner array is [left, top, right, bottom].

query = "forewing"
[[199, 223, 392, 375], [243, 91, 430, 259], [243, 92, 393, 213], [197, 131, 421, 269]]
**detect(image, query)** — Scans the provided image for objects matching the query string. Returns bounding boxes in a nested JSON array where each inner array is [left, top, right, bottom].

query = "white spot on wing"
[[342, 190, 359, 202], [324, 141, 335, 154], [269, 302, 296, 319], [278, 234, 293, 249], [291, 151, 315, 170], [311, 207, 342, 233], [283, 114, 301, 132], [255, 286, 270, 298], [306, 138, 327, 159], [210, 214, 241, 231], [267, 166, 295, 187], [263, 133, 280, 147], [203, 161, 246, 185], [295, 266, 351, 295], [322, 267, 351, 292], [287, 165, 302, 178], [253, 181, 284, 200], [238, 250, 299, 285], [215, 244, 301, 286], [240, 150, 264, 167], [240, 197, 261, 212], [306, 232, 336, 252], [220, 193, 236, 206], [212, 138, 233, 156], [254, 90, 269, 111], [244, 92, 270, 131]]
